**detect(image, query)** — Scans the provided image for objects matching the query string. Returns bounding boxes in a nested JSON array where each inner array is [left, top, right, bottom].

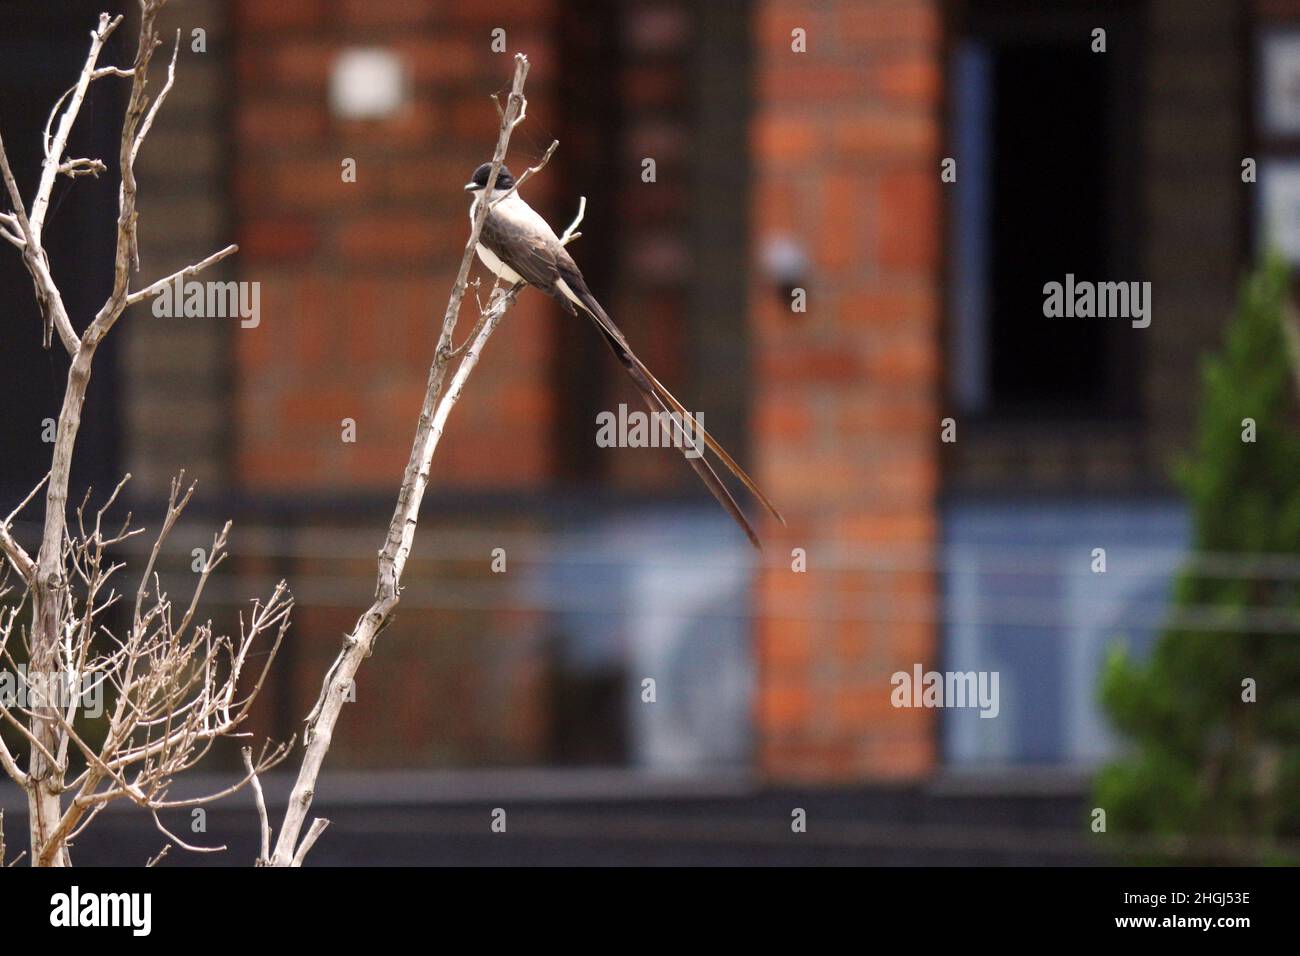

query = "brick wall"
[[750, 0, 943, 780], [105, 0, 1266, 780], [221, 0, 947, 776], [231, 0, 560, 494], [224, 0, 771, 504], [228, 0, 564, 766]]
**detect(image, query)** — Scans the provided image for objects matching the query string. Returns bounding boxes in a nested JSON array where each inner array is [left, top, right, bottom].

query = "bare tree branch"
[[489, 137, 559, 209], [269, 52, 542, 867], [145, 844, 170, 868], [0, 1, 291, 867], [124, 243, 239, 306], [57, 158, 108, 179], [291, 818, 330, 868], [243, 747, 273, 865], [32, 14, 123, 240], [29, 12, 123, 348], [0, 522, 33, 581], [561, 195, 587, 245], [0, 700, 27, 787], [0, 130, 80, 356]]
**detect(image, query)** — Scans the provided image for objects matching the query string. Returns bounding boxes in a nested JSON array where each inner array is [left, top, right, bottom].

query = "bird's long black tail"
[[559, 275, 785, 549]]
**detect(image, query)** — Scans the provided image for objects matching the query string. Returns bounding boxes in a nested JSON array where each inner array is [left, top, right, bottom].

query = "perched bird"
[[464, 161, 783, 547]]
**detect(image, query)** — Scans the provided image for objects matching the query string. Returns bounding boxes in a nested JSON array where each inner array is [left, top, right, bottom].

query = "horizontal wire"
[[9, 520, 1300, 578]]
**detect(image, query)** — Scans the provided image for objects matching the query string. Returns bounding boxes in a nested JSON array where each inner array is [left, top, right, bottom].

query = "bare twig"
[[489, 138, 559, 209], [57, 158, 108, 179], [146, 845, 170, 868], [152, 811, 226, 855], [4, 472, 49, 527], [0, 129, 80, 356], [291, 818, 330, 867], [0, 714, 26, 787], [130, 31, 180, 178], [561, 195, 587, 245], [0, 522, 33, 581], [243, 746, 272, 865], [32, 13, 123, 242], [0, 212, 25, 248], [124, 244, 239, 306], [0, 809, 24, 866], [28, 12, 123, 349]]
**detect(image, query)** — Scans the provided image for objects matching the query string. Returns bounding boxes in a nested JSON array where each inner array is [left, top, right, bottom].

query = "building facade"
[[0, 0, 1272, 782]]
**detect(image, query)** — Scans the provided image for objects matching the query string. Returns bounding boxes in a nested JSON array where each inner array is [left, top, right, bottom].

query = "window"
[[948, 2, 1143, 421]]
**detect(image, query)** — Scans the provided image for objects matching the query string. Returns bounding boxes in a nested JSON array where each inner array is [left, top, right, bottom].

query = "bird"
[[464, 161, 783, 548]]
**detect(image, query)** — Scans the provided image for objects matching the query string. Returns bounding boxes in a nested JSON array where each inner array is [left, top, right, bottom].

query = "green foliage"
[[1097, 255, 1300, 863]]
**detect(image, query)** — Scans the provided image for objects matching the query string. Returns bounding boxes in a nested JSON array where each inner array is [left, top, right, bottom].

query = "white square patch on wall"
[[329, 47, 408, 121]]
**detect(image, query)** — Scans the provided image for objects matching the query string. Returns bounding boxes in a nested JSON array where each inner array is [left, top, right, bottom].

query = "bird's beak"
[[464, 182, 478, 191]]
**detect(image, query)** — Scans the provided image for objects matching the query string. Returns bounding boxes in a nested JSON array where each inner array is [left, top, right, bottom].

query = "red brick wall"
[[750, 0, 943, 780], [229, 0, 751, 499], [226, 0, 946, 776], [232, 0, 560, 494], [230, 1, 563, 767]]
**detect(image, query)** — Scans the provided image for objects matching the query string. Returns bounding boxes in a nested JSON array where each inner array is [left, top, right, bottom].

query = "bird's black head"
[[464, 163, 516, 192]]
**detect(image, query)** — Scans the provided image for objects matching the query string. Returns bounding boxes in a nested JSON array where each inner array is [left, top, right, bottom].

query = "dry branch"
[[0, 0, 288, 867], [268, 52, 559, 867]]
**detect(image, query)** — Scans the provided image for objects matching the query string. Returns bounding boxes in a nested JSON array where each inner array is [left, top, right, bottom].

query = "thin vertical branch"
[[243, 747, 272, 865], [269, 52, 537, 867]]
